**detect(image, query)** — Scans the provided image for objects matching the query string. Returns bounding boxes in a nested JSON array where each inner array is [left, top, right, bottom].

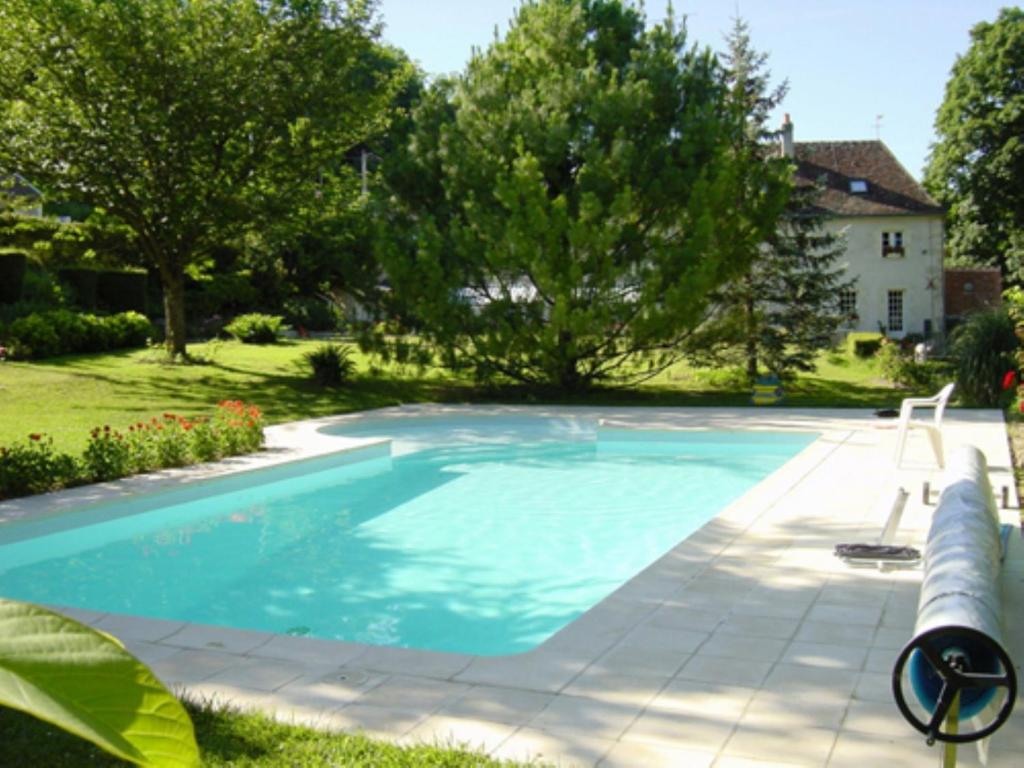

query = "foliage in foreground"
[[0, 599, 199, 767], [0, 401, 264, 500], [924, 7, 1024, 280], [374, 0, 791, 391], [0, 695, 532, 768]]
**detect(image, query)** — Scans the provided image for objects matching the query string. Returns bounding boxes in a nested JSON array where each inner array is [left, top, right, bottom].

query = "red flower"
[[1002, 371, 1018, 391]]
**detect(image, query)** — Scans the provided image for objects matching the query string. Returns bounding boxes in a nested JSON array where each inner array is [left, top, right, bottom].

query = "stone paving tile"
[[714, 758, 815, 768], [851, 671, 892, 703], [454, 652, 588, 692], [715, 615, 800, 640], [490, 726, 615, 767], [723, 723, 839, 766], [863, 646, 899, 674], [405, 714, 518, 754], [205, 657, 307, 692], [646, 679, 755, 720], [739, 689, 849, 731], [94, 614, 184, 642], [149, 649, 240, 686], [355, 646, 473, 679], [840, 699, 913, 738], [330, 703, 428, 739], [616, 624, 710, 655], [586, 644, 693, 679], [272, 667, 387, 710], [248, 634, 369, 666], [805, 602, 884, 626], [676, 655, 773, 688], [621, 709, 736, 753], [643, 605, 727, 633], [123, 639, 183, 666], [599, 741, 717, 768], [697, 632, 789, 662], [354, 675, 471, 714], [528, 694, 645, 741], [871, 626, 912, 650], [162, 623, 273, 654], [561, 671, 666, 708], [794, 621, 876, 648], [761, 664, 859, 699], [50, 606, 108, 626], [827, 730, 929, 767], [180, 680, 274, 712], [437, 685, 556, 726], [781, 641, 869, 670]]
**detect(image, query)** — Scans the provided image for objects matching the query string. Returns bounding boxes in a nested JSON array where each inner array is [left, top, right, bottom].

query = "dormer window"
[[882, 231, 905, 257], [849, 179, 868, 193]]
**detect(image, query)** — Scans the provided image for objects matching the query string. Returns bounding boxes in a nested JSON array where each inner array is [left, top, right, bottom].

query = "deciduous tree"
[[0, 0, 401, 356], [924, 8, 1024, 280]]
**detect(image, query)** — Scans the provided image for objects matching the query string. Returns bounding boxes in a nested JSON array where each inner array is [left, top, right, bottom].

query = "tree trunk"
[[745, 293, 758, 384], [161, 264, 188, 358]]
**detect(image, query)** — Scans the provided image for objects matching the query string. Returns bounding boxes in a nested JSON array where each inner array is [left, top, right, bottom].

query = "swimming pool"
[[0, 414, 816, 655]]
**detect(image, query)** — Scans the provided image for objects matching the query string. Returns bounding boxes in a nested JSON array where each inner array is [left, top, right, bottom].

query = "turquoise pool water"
[[0, 416, 816, 655]]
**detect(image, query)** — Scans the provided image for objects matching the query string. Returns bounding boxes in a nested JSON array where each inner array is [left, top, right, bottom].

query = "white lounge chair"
[[893, 382, 956, 468]]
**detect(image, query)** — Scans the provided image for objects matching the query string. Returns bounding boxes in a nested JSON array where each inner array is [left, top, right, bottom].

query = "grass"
[[0, 700, 533, 767], [0, 339, 916, 453]]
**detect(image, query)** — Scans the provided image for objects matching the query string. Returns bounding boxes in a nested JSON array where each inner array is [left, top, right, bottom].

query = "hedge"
[[0, 251, 27, 303], [97, 270, 147, 314], [2, 309, 152, 359], [57, 268, 98, 311]]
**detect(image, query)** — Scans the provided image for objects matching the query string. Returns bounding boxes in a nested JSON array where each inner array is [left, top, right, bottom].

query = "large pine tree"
[[687, 19, 851, 382], [371, 1, 791, 392]]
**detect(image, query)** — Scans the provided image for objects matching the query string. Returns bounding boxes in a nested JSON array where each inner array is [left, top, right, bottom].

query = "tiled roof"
[[793, 140, 943, 217], [1, 174, 42, 200]]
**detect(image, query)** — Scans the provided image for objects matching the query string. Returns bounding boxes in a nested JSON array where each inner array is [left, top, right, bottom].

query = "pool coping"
[[2, 404, 1021, 767]]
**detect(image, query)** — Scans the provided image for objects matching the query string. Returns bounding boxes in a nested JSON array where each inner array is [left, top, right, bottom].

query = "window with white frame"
[[839, 288, 857, 323], [882, 231, 905, 257], [887, 290, 904, 332]]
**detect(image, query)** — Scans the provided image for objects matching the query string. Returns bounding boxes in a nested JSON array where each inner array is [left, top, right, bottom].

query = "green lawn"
[[0, 700, 532, 767], [0, 339, 916, 453]]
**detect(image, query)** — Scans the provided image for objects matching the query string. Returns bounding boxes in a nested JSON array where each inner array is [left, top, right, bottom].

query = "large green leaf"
[[0, 598, 199, 767]]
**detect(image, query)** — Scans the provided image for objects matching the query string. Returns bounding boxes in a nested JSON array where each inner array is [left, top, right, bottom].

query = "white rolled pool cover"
[[892, 445, 1017, 746]]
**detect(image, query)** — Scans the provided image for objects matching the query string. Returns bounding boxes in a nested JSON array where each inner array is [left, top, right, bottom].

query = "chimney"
[[781, 113, 794, 159]]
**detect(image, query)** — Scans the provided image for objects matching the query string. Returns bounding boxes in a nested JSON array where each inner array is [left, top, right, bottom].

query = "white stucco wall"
[[825, 214, 945, 339]]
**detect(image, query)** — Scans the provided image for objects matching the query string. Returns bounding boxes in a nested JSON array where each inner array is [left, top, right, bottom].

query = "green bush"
[[950, 308, 1020, 406], [224, 313, 284, 344], [0, 251, 27, 303], [3, 403, 266, 500], [847, 332, 884, 358], [305, 344, 355, 387], [0, 435, 79, 498], [878, 339, 953, 390], [3, 309, 152, 359]]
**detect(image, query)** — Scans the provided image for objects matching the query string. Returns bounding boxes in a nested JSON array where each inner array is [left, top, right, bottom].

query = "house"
[[781, 116, 946, 339], [944, 267, 1002, 328], [0, 174, 43, 217]]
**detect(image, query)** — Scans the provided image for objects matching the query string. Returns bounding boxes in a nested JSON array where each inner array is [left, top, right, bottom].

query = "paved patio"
[[3, 405, 1022, 767]]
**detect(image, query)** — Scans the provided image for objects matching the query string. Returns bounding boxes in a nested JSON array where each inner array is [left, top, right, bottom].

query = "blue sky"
[[376, 0, 1010, 181]]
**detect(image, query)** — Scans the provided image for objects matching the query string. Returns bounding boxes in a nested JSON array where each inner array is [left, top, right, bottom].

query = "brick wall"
[[944, 268, 1002, 317]]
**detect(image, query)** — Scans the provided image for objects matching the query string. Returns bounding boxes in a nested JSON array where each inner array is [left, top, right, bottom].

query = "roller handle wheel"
[[892, 626, 1017, 744]]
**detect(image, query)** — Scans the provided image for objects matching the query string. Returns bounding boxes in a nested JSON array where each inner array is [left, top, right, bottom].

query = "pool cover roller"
[[891, 445, 1016, 745]]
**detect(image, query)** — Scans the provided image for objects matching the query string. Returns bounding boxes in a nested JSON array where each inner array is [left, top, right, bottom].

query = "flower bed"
[[0, 401, 264, 500]]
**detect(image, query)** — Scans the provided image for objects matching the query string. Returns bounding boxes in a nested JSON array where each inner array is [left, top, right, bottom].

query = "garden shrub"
[[96, 270, 147, 313], [305, 343, 355, 387], [877, 339, 953, 391], [950, 308, 1020, 406], [0, 251, 27, 303], [847, 332, 884, 358], [3, 309, 152, 359], [0, 434, 79, 499], [5, 402, 266, 500], [224, 313, 284, 344]]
